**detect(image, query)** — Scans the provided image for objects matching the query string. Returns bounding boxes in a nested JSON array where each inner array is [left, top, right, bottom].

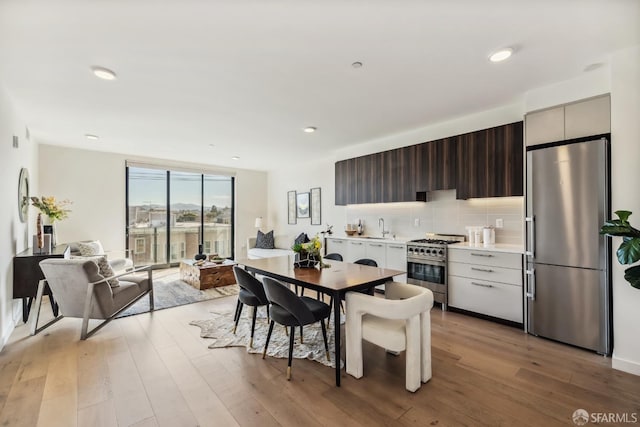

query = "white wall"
[[610, 46, 640, 375], [0, 84, 39, 349], [38, 144, 268, 260]]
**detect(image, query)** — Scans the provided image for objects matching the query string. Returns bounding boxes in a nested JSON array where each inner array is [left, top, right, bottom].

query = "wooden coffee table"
[[179, 259, 236, 290]]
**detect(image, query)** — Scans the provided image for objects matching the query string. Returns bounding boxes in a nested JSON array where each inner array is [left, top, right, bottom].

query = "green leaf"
[[624, 265, 640, 289], [616, 237, 640, 265], [615, 210, 632, 222]]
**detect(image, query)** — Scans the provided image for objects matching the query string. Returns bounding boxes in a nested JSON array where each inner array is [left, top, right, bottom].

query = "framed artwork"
[[287, 191, 297, 224], [296, 192, 310, 218], [310, 187, 321, 225]]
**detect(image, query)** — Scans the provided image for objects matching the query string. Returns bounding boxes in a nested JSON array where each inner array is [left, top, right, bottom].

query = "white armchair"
[[345, 282, 434, 392]]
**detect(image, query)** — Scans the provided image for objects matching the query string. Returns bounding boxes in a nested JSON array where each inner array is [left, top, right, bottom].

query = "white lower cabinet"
[[325, 238, 347, 257], [448, 248, 523, 323], [323, 237, 407, 278]]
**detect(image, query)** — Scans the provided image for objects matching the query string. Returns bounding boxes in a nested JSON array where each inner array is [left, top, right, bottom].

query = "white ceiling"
[[0, 0, 638, 171]]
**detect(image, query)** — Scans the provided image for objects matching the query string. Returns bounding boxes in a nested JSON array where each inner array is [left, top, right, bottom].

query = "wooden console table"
[[180, 259, 236, 290], [13, 244, 70, 322]]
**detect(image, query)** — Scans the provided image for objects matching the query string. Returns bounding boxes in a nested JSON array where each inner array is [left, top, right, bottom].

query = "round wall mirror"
[[18, 168, 29, 223]]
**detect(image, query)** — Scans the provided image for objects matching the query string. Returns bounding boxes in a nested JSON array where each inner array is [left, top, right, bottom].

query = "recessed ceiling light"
[[231, 156, 240, 160], [91, 66, 117, 80], [304, 127, 317, 133], [351, 61, 363, 68], [489, 48, 513, 63], [208, 143, 215, 148], [85, 134, 99, 140]]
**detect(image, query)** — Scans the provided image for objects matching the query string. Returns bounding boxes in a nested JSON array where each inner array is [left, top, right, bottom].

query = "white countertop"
[[324, 235, 409, 244], [451, 242, 525, 254]]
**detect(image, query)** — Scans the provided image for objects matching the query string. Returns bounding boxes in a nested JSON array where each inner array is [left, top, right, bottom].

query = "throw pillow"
[[255, 230, 275, 249], [71, 255, 119, 288], [77, 240, 105, 257], [294, 233, 310, 246]]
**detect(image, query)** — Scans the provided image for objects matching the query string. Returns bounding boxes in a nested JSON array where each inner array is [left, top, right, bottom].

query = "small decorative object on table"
[[30, 196, 72, 247], [194, 244, 207, 261], [291, 234, 329, 268]]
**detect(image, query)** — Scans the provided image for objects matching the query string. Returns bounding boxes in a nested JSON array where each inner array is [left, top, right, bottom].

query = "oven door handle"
[[407, 257, 446, 266]]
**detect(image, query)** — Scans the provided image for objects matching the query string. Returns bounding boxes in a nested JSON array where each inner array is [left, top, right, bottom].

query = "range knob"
[[438, 249, 444, 256], [425, 249, 432, 256], [419, 248, 426, 255]]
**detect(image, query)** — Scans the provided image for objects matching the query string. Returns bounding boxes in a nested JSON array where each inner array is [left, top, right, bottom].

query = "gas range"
[[406, 233, 466, 310], [407, 234, 466, 262]]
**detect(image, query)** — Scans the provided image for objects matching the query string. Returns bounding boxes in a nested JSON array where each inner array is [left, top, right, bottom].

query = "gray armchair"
[[29, 258, 153, 339]]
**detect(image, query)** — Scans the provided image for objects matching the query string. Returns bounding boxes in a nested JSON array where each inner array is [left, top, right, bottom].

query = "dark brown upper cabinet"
[[335, 158, 357, 205], [382, 146, 416, 202], [455, 121, 523, 199], [355, 153, 384, 204], [415, 137, 457, 192], [335, 121, 523, 205]]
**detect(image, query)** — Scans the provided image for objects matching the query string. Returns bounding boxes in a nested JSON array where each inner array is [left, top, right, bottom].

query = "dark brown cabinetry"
[[355, 153, 384, 204], [415, 137, 457, 192], [335, 121, 523, 205], [456, 121, 523, 199], [335, 158, 357, 205], [382, 146, 416, 203]]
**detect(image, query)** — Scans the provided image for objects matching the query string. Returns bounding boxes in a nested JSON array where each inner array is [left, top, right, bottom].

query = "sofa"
[[246, 235, 294, 260]]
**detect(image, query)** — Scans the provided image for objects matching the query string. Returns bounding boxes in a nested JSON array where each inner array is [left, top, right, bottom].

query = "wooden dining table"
[[236, 256, 404, 386]]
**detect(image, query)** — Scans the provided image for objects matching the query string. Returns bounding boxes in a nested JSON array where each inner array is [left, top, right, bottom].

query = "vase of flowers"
[[30, 196, 72, 247], [292, 234, 324, 268]]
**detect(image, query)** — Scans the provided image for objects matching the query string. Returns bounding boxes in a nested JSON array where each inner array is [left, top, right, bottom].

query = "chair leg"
[[233, 300, 241, 322], [148, 269, 155, 311], [234, 302, 244, 334], [320, 319, 330, 361], [300, 326, 304, 344], [250, 306, 258, 348], [263, 320, 275, 359], [287, 324, 295, 380], [29, 280, 63, 336]]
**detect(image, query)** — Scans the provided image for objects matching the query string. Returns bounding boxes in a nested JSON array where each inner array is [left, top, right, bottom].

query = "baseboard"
[[0, 302, 20, 351], [612, 355, 640, 376]]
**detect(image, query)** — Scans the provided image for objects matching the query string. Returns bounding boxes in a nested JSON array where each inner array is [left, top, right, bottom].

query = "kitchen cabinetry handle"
[[525, 269, 535, 300], [471, 267, 493, 273], [470, 253, 493, 257], [352, 242, 363, 245], [471, 281, 494, 288], [370, 243, 383, 247], [388, 245, 404, 249], [333, 240, 344, 244], [525, 216, 535, 258]]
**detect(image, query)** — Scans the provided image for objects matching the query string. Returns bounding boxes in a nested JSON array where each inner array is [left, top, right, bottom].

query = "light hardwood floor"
[[1, 294, 638, 427]]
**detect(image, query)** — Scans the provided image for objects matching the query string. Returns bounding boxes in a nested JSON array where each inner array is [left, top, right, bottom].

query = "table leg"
[[333, 290, 341, 386], [22, 298, 29, 323]]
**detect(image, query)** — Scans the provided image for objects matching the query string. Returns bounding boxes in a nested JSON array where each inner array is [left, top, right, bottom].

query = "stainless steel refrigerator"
[[525, 137, 611, 355]]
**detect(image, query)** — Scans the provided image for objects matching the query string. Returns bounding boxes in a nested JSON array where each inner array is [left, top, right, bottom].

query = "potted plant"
[[600, 210, 640, 289], [292, 235, 326, 268]]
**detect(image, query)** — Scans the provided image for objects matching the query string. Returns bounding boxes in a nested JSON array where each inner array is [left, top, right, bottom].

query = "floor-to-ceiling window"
[[126, 164, 234, 268]]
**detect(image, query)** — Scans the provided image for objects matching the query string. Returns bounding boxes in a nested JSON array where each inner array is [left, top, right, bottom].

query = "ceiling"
[[0, 0, 638, 171]]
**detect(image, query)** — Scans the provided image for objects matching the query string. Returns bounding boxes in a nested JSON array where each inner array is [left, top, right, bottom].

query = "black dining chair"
[[354, 258, 377, 267], [232, 266, 269, 348], [261, 277, 331, 381], [324, 253, 343, 261]]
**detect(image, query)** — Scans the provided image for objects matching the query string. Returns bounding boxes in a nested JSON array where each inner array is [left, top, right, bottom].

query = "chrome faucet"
[[379, 218, 390, 238]]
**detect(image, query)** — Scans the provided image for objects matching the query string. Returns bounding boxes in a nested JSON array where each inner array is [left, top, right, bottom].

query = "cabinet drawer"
[[448, 249, 521, 269], [448, 262, 522, 286], [448, 276, 523, 323]]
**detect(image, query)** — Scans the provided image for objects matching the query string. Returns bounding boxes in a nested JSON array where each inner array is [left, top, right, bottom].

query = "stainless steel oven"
[[406, 233, 465, 310]]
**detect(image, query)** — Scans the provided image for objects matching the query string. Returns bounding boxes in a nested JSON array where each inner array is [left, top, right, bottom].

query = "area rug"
[[190, 308, 344, 368], [117, 270, 239, 317]]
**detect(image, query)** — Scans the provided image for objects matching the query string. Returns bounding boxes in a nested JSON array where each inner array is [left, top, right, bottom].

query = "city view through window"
[[127, 167, 233, 267]]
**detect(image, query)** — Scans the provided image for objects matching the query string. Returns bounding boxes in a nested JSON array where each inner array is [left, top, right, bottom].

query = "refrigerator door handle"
[[525, 216, 535, 258], [525, 268, 535, 300]]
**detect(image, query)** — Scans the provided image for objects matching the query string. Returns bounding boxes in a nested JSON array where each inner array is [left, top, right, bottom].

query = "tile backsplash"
[[344, 190, 524, 245]]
